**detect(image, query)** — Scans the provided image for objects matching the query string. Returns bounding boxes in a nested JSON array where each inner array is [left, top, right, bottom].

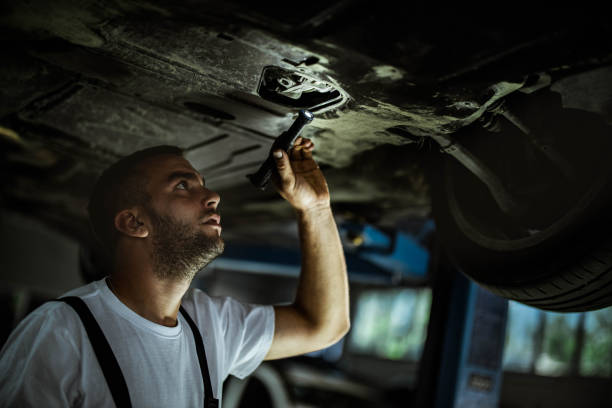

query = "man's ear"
[[114, 209, 149, 238]]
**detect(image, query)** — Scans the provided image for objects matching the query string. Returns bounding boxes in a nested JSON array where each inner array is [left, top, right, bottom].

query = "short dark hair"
[[88, 145, 183, 254]]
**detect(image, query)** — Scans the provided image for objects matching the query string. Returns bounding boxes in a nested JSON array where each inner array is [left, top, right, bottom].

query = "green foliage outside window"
[[580, 309, 612, 377], [349, 288, 432, 361], [535, 314, 579, 376], [503, 301, 612, 378]]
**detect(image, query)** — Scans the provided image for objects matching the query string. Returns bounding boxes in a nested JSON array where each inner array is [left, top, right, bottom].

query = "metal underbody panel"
[[1, 0, 610, 246]]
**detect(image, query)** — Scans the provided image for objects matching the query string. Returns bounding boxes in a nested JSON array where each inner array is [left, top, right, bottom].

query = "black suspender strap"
[[56, 296, 133, 408], [179, 305, 219, 408], [55, 297, 217, 408]]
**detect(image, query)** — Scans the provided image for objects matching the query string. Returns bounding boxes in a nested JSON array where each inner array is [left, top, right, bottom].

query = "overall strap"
[[179, 305, 219, 408], [56, 296, 132, 408]]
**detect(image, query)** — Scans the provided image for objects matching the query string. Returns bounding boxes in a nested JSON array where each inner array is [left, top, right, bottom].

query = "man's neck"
[[107, 270, 191, 327]]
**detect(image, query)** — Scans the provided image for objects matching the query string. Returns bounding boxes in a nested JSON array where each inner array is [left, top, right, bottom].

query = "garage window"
[[347, 287, 432, 361], [503, 301, 612, 377]]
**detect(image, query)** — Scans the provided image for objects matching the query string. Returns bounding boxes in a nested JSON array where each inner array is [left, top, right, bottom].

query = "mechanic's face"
[[141, 154, 224, 281]]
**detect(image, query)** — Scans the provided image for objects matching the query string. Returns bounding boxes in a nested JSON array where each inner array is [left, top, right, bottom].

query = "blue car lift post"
[[416, 244, 509, 408]]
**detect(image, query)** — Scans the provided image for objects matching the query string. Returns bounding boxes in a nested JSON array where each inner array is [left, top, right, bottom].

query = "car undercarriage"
[[1, 0, 612, 310]]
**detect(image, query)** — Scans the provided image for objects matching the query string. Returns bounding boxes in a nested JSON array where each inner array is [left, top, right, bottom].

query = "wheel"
[[429, 90, 612, 312]]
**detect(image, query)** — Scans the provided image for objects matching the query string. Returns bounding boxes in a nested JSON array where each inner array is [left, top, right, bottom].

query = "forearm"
[[265, 138, 349, 360], [292, 205, 350, 342]]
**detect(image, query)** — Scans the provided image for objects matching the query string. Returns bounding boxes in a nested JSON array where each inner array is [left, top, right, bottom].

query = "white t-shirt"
[[0, 278, 275, 407]]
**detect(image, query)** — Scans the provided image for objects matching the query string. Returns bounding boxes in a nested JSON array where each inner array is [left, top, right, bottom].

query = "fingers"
[[273, 149, 294, 188], [291, 137, 315, 160], [290, 141, 302, 160], [302, 139, 314, 159]]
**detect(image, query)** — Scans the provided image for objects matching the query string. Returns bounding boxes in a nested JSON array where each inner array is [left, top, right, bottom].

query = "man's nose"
[[202, 188, 220, 210]]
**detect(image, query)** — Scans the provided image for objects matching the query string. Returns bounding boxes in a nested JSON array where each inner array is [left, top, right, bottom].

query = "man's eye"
[[176, 181, 188, 190]]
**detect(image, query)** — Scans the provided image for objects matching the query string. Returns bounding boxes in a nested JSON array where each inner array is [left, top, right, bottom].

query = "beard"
[[147, 209, 224, 282]]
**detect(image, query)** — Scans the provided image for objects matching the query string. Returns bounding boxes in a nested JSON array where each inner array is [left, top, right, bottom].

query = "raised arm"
[[265, 137, 350, 360]]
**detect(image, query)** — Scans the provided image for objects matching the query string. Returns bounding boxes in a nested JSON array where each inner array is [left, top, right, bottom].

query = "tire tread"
[[481, 238, 612, 312]]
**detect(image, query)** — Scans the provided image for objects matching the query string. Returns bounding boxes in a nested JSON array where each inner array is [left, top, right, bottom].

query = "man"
[[0, 137, 350, 406]]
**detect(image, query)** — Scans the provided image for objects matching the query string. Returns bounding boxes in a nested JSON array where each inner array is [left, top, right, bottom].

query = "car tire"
[[427, 92, 612, 312]]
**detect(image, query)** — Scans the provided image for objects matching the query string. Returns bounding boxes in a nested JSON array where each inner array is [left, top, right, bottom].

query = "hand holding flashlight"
[[247, 110, 314, 190]]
